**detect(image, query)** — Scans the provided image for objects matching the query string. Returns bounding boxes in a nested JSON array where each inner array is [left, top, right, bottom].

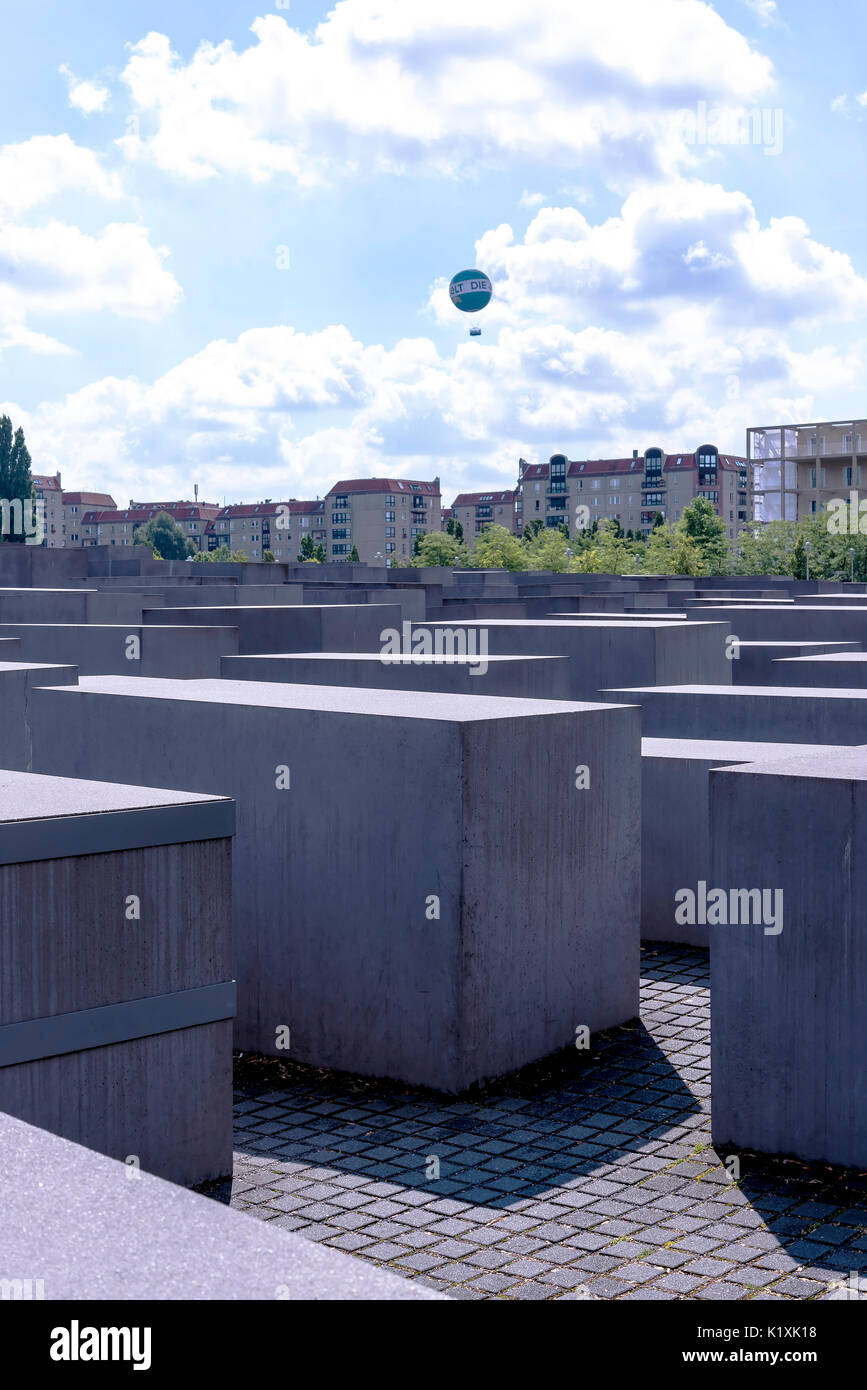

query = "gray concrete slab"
[[414, 618, 732, 699], [710, 746, 867, 1168], [31, 677, 641, 1092], [0, 588, 147, 624], [641, 737, 851, 947], [0, 661, 78, 770], [0, 1111, 442, 1299], [0, 623, 238, 678], [771, 651, 867, 687], [143, 603, 404, 655], [731, 640, 859, 684], [605, 682, 867, 744], [0, 770, 235, 1184], [220, 651, 573, 698]]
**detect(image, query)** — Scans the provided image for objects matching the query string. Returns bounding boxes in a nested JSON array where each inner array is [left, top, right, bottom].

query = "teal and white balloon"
[[449, 269, 492, 315]]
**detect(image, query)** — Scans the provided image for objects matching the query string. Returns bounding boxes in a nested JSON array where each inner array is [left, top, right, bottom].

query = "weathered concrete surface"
[[414, 619, 732, 699], [143, 603, 403, 654], [605, 683, 867, 744], [220, 651, 573, 698], [0, 771, 235, 1184], [731, 641, 859, 685], [0, 588, 147, 624], [770, 651, 867, 688], [710, 747, 867, 1169], [697, 603, 867, 643], [31, 677, 640, 1092], [160, 584, 302, 607], [641, 737, 851, 947], [0, 623, 238, 678], [0, 661, 78, 770], [0, 1111, 444, 1299]]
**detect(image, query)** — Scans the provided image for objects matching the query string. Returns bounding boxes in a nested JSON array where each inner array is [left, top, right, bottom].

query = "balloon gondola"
[[449, 268, 492, 337]]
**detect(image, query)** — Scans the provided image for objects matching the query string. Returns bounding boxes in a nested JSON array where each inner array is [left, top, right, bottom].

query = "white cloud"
[[0, 135, 122, 214], [743, 0, 779, 26], [0, 135, 181, 348], [116, 2, 774, 187], [59, 64, 111, 114], [519, 191, 546, 208]]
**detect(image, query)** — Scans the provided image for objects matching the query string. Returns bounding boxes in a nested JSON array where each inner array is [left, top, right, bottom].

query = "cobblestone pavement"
[[223, 945, 867, 1300]]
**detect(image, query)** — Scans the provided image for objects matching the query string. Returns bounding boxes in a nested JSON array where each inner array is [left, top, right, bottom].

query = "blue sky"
[[2, 0, 866, 506]]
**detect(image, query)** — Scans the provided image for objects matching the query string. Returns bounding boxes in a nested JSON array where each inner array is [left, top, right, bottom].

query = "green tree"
[[262, 549, 276, 563], [133, 510, 195, 560], [642, 522, 707, 576], [574, 519, 630, 574], [410, 532, 468, 568], [0, 416, 34, 544], [299, 534, 327, 563], [348, 544, 360, 562], [523, 526, 570, 572], [680, 498, 729, 575], [445, 517, 464, 541], [470, 524, 526, 570]]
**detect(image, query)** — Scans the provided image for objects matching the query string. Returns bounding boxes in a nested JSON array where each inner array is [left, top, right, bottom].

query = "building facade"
[[79, 502, 217, 549], [518, 448, 752, 541], [323, 478, 441, 563], [451, 490, 517, 537], [749, 418, 867, 522]]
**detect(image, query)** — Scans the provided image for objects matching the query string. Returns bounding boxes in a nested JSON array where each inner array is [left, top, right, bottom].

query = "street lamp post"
[[850, 546, 856, 583], [804, 539, 812, 582]]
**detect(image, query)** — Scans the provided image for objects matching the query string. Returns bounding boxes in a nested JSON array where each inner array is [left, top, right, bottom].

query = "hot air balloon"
[[449, 269, 492, 336]]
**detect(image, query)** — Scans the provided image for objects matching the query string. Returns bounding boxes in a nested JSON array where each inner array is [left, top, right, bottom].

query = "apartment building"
[[30, 475, 119, 547], [79, 502, 218, 549], [749, 418, 867, 522], [31, 474, 63, 545], [61, 492, 117, 547], [323, 478, 441, 563], [518, 447, 752, 541], [451, 490, 517, 537]]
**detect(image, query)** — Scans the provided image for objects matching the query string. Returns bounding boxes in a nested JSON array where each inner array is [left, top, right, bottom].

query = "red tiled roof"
[[328, 479, 441, 496], [81, 505, 213, 524], [32, 475, 62, 491], [452, 490, 516, 506], [62, 492, 116, 506]]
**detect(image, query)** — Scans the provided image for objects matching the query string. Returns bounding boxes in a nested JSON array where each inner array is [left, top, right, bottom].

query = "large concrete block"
[[698, 603, 867, 643], [732, 641, 859, 684], [0, 588, 146, 624], [220, 651, 573, 698], [0, 1111, 443, 1301], [0, 771, 235, 1184], [0, 661, 78, 770], [0, 623, 238, 678], [143, 603, 403, 654], [771, 652, 867, 688], [415, 618, 731, 698], [709, 748, 867, 1168], [605, 683, 867, 744], [31, 677, 641, 1092], [641, 737, 850, 947]]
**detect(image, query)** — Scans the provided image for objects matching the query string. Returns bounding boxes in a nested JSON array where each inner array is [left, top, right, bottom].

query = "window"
[[332, 528, 350, 540], [333, 494, 348, 508], [332, 511, 350, 524], [591, 479, 601, 490], [609, 495, 619, 505], [385, 541, 395, 553], [412, 495, 425, 508], [384, 494, 395, 505], [385, 510, 395, 522], [609, 477, 618, 489], [385, 526, 395, 537], [332, 543, 350, 555]]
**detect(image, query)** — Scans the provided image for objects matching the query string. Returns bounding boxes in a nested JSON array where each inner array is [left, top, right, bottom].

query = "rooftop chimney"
[[633, 449, 638, 460]]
